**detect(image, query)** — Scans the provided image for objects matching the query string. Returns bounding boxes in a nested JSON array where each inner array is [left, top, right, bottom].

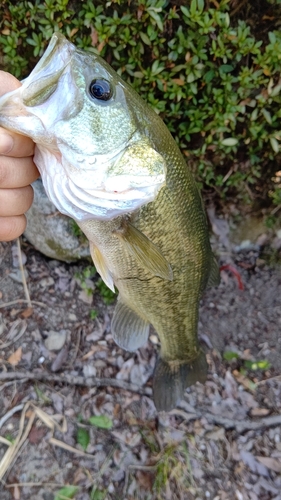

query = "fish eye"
[[89, 79, 113, 101]]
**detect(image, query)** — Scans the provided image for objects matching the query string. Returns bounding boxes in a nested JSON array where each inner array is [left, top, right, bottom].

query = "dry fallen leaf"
[[7, 347, 22, 366], [136, 470, 154, 490], [256, 456, 281, 473], [250, 408, 270, 417], [240, 450, 269, 477], [13, 484, 20, 500], [21, 307, 33, 318], [28, 425, 47, 444]]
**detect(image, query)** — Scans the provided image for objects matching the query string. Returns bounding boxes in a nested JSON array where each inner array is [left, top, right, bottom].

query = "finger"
[[0, 155, 39, 188], [0, 70, 21, 94], [0, 215, 27, 241], [0, 71, 34, 157], [0, 128, 35, 157], [0, 186, 34, 216]]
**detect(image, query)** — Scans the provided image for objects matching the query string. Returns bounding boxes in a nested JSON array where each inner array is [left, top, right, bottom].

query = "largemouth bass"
[[0, 33, 219, 411]]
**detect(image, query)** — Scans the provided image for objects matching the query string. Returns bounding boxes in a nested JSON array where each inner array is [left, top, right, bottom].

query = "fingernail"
[[0, 130, 14, 154]]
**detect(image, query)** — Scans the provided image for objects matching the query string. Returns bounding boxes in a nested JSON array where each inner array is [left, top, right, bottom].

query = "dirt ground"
[[0, 216, 281, 500]]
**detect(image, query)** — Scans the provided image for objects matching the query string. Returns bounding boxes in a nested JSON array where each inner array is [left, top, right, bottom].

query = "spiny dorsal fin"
[[114, 221, 173, 281], [207, 254, 220, 288], [89, 242, 115, 292], [111, 299, 150, 352]]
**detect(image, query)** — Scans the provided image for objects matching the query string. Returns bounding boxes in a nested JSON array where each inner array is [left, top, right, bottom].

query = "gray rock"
[[44, 329, 67, 351], [24, 179, 90, 262]]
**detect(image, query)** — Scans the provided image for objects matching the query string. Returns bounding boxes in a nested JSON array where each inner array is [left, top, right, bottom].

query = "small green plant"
[[54, 486, 79, 500], [75, 265, 96, 296], [90, 488, 107, 500], [4, 433, 15, 444], [76, 427, 90, 451], [96, 278, 116, 305], [89, 414, 113, 429], [34, 385, 52, 404], [223, 351, 271, 372], [90, 309, 98, 319], [75, 265, 116, 303], [243, 359, 271, 371], [152, 442, 193, 496], [69, 220, 87, 242]]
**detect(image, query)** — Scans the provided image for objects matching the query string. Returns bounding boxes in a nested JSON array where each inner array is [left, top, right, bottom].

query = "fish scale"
[[0, 33, 220, 411]]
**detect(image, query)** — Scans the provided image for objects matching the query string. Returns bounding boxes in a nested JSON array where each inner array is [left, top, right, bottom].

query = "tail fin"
[[153, 351, 208, 412]]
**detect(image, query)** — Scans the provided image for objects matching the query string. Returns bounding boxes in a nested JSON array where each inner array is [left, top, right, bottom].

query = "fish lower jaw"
[[34, 142, 165, 221]]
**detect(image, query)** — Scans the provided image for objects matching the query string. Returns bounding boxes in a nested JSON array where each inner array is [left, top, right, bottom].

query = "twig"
[[0, 300, 46, 309], [0, 380, 28, 391], [230, 0, 248, 17], [164, 408, 281, 433], [271, 203, 281, 215], [0, 403, 35, 480], [16, 238, 32, 309], [0, 371, 152, 396], [128, 464, 156, 471], [203, 412, 281, 433], [5, 482, 66, 488], [49, 437, 96, 457], [0, 320, 27, 349], [0, 404, 25, 429]]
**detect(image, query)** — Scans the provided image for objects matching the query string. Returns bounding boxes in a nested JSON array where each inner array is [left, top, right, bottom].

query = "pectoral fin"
[[114, 221, 173, 281], [111, 299, 150, 351], [89, 242, 115, 292]]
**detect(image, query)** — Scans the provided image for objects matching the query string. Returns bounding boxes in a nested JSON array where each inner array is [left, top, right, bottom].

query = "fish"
[[0, 33, 220, 411]]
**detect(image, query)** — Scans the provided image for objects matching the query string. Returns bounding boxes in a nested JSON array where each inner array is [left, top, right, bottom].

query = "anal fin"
[[114, 221, 173, 281], [89, 242, 115, 292], [111, 299, 150, 352], [153, 350, 208, 412]]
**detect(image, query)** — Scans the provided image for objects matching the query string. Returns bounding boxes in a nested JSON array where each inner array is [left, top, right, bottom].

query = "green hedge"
[[1, 0, 281, 215]]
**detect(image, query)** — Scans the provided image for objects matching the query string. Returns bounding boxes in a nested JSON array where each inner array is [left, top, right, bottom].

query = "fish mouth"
[[27, 32, 75, 76], [0, 33, 77, 142]]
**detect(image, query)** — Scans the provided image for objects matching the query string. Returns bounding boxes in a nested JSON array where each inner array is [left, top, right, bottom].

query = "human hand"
[[0, 70, 39, 241]]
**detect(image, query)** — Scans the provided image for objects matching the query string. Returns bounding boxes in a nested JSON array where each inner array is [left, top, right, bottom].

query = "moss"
[[45, 238, 89, 262]]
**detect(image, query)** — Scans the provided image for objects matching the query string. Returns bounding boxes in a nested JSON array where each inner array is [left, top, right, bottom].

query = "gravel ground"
[[0, 218, 281, 500]]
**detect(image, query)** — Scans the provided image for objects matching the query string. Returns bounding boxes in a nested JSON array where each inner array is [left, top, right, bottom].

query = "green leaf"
[[180, 5, 190, 17], [268, 31, 276, 44], [190, 0, 197, 16], [148, 10, 163, 31], [256, 360, 271, 370], [54, 486, 79, 500], [219, 64, 234, 74], [262, 108, 272, 124], [91, 488, 107, 500], [204, 70, 215, 83], [223, 351, 240, 361], [221, 138, 238, 146], [197, 0, 204, 12], [89, 415, 113, 429], [139, 32, 151, 46], [76, 427, 90, 451], [270, 137, 279, 153]]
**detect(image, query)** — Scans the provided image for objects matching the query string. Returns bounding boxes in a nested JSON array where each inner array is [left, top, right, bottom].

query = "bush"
[[1, 0, 281, 213]]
